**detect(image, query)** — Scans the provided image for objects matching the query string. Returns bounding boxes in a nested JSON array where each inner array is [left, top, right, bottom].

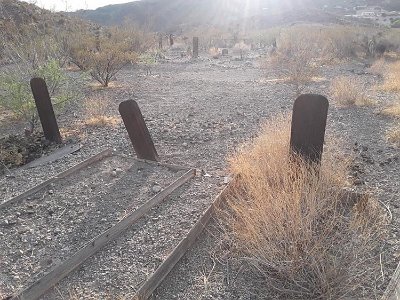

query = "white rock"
[[152, 185, 162, 193]]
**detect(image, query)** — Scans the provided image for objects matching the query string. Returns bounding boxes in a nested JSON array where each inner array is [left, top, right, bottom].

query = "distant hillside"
[[0, 0, 92, 39], [73, 0, 400, 31]]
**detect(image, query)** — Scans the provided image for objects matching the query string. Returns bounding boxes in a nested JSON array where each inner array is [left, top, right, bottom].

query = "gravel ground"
[[0, 49, 399, 299]]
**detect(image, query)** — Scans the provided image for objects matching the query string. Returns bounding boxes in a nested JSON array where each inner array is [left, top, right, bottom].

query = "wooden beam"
[[381, 261, 400, 300], [134, 183, 231, 300], [0, 149, 112, 210], [11, 169, 196, 300], [22, 144, 81, 169]]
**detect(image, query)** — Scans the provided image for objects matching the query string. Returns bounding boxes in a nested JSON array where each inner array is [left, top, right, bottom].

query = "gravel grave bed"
[[42, 176, 222, 299], [0, 147, 111, 204], [0, 155, 186, 297]]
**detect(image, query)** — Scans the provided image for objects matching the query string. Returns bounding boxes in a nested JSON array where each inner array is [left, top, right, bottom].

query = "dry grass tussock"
[[381, 60, 400, 92], [83, 95, 120, 127], [217, 115, 388, 299], [380, 98, 400, 118], [387, 123, 400, 146], [330, 76, 375, 107]]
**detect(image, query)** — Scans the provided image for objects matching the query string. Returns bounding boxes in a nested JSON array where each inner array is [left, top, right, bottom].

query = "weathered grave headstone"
[[119, 100, 159, 161], [30, 78, 62, 144], [290, 94, 329, 164], [193, 37, 199, 58], [169, 34, 174, 46], [221, 49, 229, 56], [158, 34, 163, 49]]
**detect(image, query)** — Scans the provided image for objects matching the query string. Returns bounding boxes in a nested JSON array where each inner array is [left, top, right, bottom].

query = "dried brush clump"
[[218, 115, 387, 299], [380, 99, 400, 118], [330, 76, 375, 106], [381, 60, 400, 92], [83, 95, 119, 127], [387, 123, 400, 146]]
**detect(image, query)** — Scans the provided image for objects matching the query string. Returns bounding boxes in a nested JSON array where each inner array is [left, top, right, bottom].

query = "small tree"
[[68, 26, 148, 87], [233, 41, 251, 60], [86, 41, 137, 87]]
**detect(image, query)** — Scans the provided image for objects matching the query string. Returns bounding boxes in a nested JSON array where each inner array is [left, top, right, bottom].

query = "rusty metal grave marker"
[[290, 94, 329, 164], [119, 100, 159, 161], [193, 37, 199, 58], [30, 78, 62, 144]]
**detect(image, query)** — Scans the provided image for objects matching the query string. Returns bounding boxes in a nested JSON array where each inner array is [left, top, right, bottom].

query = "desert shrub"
[[218, 115, 387, 299], [268, 29, 319, 94], [330, 76, 374, 106], [82, 94, 119, 127], [392, 19, 400, 28], [68, 27, 143, 87], [233, 41, 251, 60], [322, 26, 360, 60], [208, 47, 220, 59], [0, 59, 79, 131], [138, 52, 158, 75], [246, 28, 280, 48]]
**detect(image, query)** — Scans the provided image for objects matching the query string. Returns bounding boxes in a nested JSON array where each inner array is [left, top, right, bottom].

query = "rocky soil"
[[0, 49, 399, 299]]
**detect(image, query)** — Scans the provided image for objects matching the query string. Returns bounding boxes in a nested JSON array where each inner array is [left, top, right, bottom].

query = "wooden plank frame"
[[0, 149, 112, 210], [10, 169, 196, 300], [21, 144, 81, 169], [134, 183, 231, 300]]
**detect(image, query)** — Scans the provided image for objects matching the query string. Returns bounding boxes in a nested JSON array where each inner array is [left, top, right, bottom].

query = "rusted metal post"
[[158, 34, 163, 50], [30, 77, 62, 144], [193, 37, 199, 58], [290, 94, 329, 164], [119, 100, 159, 161]]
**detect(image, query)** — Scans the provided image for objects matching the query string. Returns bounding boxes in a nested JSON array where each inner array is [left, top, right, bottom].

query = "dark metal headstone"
[[119, 100, 159, 161], [158, 34, 163, 49], [290, 94, 329, 164], [30, 78, 62, 144], [193, 37, 199, 58]]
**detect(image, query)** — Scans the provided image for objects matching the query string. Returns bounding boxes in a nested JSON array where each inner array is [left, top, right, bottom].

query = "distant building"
[[349, 6, 398, 27]]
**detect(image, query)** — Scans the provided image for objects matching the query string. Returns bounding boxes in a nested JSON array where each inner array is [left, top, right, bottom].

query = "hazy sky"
[[22, 0, 136, 12]]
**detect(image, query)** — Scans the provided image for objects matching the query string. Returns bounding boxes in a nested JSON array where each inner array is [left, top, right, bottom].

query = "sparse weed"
[[83, 95, 119, 127]]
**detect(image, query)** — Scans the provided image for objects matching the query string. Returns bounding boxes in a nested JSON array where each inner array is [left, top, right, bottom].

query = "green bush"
[[392, 19, 400, 28], [0, 59, 80, 131]]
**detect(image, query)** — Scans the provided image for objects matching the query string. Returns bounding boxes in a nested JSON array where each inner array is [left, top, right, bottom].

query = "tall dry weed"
[[218, 115, 387, 299]]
